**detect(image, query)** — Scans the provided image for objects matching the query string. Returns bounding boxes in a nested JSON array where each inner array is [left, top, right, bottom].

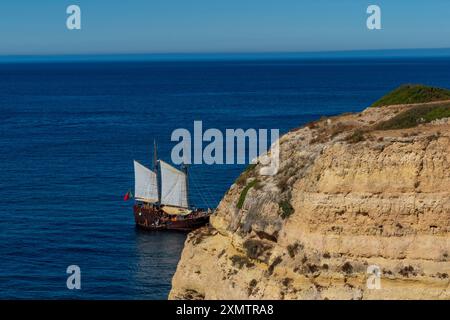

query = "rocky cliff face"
[[170, 101, 450, 300]]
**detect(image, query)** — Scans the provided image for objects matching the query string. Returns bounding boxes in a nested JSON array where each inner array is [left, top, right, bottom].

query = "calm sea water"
[[1, 57, 450, 299]]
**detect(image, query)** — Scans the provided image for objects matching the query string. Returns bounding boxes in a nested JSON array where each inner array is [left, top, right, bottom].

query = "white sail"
[[159, 160, 188, 208], [134, 160, 158, 202]]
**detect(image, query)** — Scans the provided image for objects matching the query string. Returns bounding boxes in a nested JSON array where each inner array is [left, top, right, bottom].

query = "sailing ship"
[[131, 143, 212, 231]]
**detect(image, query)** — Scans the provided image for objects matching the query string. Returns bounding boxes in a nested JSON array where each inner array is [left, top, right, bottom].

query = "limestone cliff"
[[170, 98, 450, 300]]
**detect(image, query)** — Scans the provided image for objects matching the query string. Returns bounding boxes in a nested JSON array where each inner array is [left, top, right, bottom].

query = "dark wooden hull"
[[133, 204, 210, 231]]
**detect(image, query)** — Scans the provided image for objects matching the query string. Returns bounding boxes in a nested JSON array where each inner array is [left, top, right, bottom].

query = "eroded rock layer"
[[170, 102, 450, 300]]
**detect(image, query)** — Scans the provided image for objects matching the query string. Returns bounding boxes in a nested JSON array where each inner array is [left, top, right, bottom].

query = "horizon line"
[[2, 47, 450, 63]]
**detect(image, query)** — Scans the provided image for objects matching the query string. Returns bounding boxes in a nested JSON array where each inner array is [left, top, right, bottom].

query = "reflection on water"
[[133, 229, 187, 299]]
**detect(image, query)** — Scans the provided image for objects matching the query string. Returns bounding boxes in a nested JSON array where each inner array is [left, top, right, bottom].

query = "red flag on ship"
[[123, 190, 133, 201]]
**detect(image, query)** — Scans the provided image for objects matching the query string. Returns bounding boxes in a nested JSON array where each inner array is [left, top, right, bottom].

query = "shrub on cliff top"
[[376, 102, 450, 130], [370, 84, 450, 108]]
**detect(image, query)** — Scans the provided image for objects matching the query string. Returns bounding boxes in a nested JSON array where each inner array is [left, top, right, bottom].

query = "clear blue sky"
[[1, 0, 450, 55]]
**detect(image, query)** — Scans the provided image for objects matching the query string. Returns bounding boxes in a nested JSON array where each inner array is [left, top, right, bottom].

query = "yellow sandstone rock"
[[170, 102, 450, 300]]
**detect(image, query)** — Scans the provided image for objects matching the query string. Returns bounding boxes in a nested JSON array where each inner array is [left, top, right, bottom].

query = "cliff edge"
[[170, 85, 450, 300]]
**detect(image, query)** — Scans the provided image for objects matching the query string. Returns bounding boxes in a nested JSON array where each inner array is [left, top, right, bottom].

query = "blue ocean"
[[1, 57, 450, 299]]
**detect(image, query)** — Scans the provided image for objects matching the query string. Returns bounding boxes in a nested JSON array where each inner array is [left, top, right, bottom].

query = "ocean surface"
[[1, 57, 450, 299]]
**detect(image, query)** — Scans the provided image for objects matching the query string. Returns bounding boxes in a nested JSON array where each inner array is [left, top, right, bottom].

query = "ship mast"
[[182, 163, 190, 209], [153, 139, 161, 204]]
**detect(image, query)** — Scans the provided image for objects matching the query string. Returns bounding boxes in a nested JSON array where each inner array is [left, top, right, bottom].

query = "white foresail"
[[134, 160, 158, 202], [159, 160, 188, 208]]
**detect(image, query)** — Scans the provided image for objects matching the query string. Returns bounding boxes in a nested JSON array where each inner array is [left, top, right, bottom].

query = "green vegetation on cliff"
[[237, 179, 258, 209], [279, 200, 294, 219], [370, 84, 450, 108], [376, 102, 450, 130]]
